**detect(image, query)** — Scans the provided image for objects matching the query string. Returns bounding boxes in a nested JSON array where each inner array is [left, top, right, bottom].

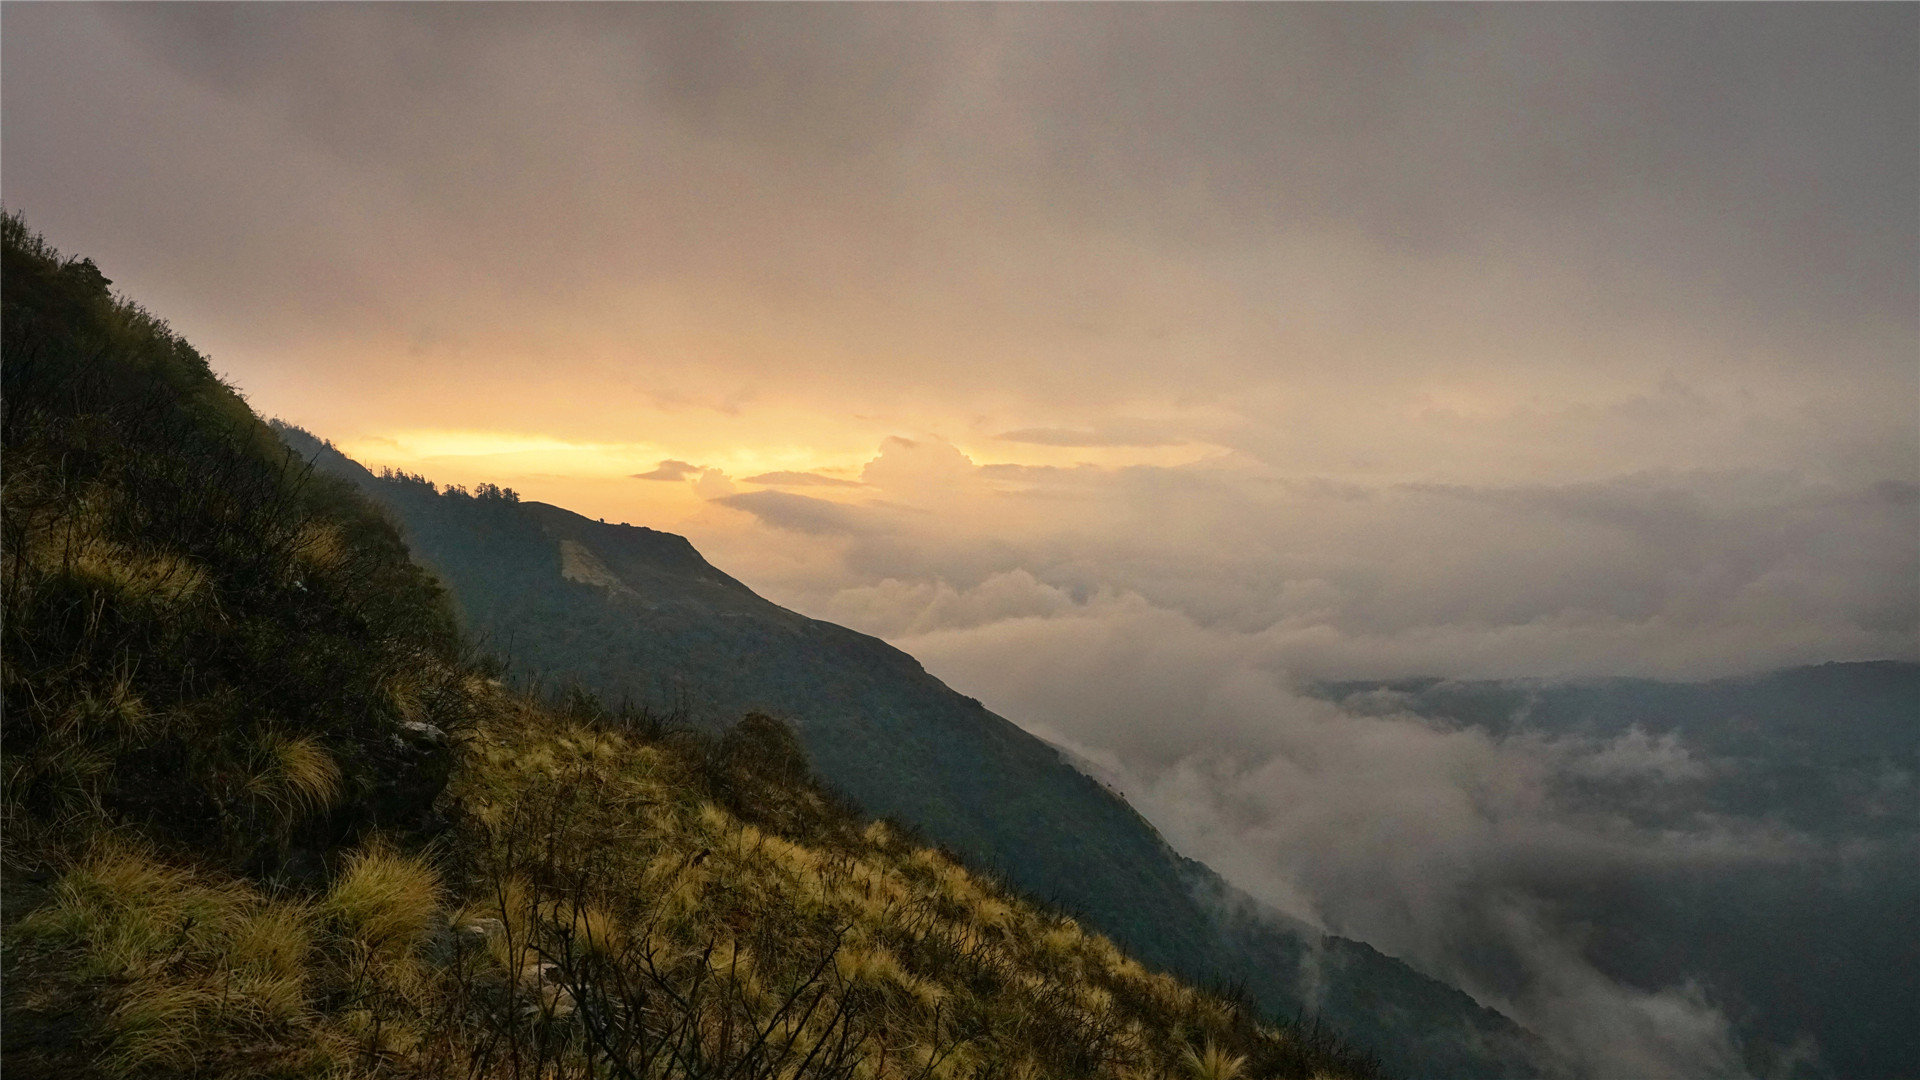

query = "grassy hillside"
[[0, 213, 1384, 1078], [281, 435, 1548, 1080]]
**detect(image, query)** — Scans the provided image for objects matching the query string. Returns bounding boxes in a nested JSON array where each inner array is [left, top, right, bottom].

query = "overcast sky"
[[5, 4, 1911, 680], [6, 7, 1915, 1075]]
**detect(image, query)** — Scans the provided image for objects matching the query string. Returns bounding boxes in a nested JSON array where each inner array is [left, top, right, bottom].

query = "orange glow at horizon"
[[330, 418, 1239, 530]]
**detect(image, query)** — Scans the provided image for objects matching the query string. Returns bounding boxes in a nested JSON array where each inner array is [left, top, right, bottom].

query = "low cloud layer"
[[899, 604, 1774, 1077], [682, 434, 1914, 1078], [702, 435, 1916, 683], [740, 471, 864, 489]]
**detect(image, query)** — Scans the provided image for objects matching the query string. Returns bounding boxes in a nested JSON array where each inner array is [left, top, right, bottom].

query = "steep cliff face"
[[283, 428, 1552, 1079]]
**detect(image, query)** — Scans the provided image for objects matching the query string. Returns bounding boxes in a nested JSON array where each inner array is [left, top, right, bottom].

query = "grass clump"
[[322, 841, 441, 955], [11, 841, 326, 1076], [246, 733, 345, 822], [1184, 1042, 1251, 1080]]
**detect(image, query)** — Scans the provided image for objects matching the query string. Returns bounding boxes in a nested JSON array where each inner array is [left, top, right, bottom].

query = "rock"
[[368, 716, 454, 831], [521, 981, 576, 1021], [518, 960, 560, 987], [515, 960, 577, 1020], [464, 917, 505, 940]]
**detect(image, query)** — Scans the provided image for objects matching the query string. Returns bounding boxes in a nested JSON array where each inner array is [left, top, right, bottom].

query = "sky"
[[5, 6, 1916, 1077]]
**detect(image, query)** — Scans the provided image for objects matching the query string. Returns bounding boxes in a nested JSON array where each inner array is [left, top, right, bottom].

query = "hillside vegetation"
[[0, 212, 1381, 1079]]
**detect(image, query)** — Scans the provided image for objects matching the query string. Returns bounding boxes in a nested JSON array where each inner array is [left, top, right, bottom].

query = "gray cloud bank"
[[723, 440, 1916, 680], [3, 5, 1913, 443]]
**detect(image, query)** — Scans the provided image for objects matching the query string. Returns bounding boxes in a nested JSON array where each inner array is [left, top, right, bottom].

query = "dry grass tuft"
[[1184, 1041, 1250, 1080], [246, 732, 342, 820], [65, 544, 207, 609], [12, 842, 326, 1077], [292, 521, 346, 570], [322, 841, 441, 954]]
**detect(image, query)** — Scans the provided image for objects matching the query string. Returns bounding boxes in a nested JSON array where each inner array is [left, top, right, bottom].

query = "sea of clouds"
[[679, 433, 1915, 1079]]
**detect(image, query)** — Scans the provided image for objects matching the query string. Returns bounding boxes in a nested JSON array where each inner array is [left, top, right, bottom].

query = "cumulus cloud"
[[632, 460, 737, 501], [859, 436, 983, 501], [816, 569, 1078, 639], [691, 468, 736, 501], [716, 490, 892, 537]]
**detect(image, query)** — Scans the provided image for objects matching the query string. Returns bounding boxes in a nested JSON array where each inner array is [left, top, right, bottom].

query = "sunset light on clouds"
[[5, 6, 1914, 1074]]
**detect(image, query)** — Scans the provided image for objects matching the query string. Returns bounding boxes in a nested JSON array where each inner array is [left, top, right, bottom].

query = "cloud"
[[715, 490, 889, 537], [815, 569, 1078, 638], [682, 431, 1916, 1077], [632, 459, 736, 499], [692, 468, 736, 500], [633, 459, 701, 481], [688, 430, 1908, 1078], [994, 419, 1187, 448], [886, 590, 1794, 1077], [5, 7, 1911, 517], [859, 436, 980, 500], [727, 436, 1916, 680], [742, 470, 864, 488]]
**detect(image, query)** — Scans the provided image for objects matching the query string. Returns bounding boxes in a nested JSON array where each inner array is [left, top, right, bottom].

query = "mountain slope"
[[1, 212, 1386, 1080], [282, 433, 1552, 1080]]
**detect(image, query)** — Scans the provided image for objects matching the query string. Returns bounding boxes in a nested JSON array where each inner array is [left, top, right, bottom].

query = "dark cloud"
[[4, 5, 1911, 421], [631, 460, 700, 481], [1873, 479, 1920, 507]]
